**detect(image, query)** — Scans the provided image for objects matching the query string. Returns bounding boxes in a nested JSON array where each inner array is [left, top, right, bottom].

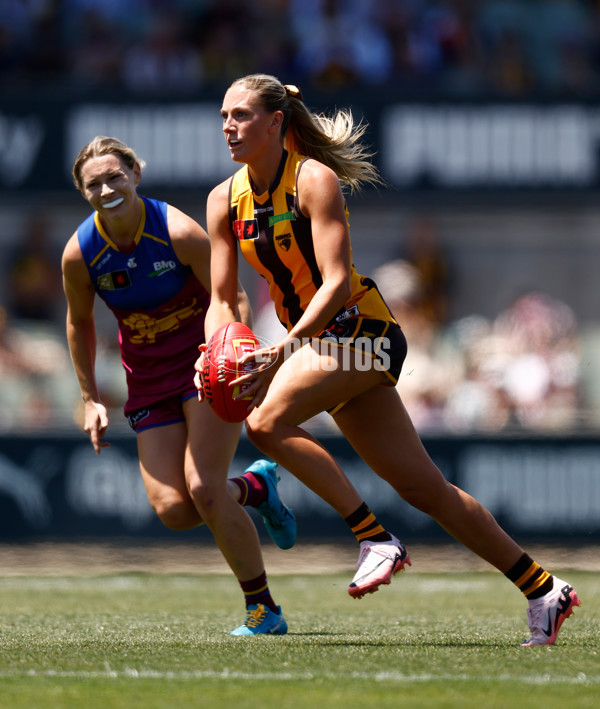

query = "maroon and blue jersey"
[[77, 196, 210, 412]]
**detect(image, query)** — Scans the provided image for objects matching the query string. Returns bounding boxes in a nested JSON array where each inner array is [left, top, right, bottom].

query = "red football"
[[202, 321, 260, 423]]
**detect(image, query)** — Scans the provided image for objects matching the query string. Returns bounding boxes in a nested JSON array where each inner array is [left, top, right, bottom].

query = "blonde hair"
[[72, 136, 146, 189], [229, 74, 384, 193]]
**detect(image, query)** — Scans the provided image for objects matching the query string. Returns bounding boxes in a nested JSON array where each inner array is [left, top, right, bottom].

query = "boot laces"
[[244, 605, 268, 628]]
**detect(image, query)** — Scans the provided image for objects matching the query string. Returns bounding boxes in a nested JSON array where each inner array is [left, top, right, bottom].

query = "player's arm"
[[204, 181, 243, 340], [236, 280, 253, 329], [61, 234, 110, 453], [168, 203, 251, 328], [286, 159, 351, 343]]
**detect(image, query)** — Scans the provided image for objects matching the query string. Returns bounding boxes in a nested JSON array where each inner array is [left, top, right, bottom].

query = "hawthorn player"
[[62, 136, 295, 636], [196, 74, 579, 646]]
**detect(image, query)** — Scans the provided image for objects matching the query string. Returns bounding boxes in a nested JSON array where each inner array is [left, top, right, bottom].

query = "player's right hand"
[[194, 343, 207, 402]]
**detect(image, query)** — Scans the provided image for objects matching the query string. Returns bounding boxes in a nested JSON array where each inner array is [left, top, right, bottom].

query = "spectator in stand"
[[121, 13, 203, 93], [403, 217, 450, 328], [372, 258, 460, 431], [7, 213, 62, 323], [0, 304, 73, 429], [493, 291, 581, 429], [289, 0, 393, 88], [65, 8, 125, 87]]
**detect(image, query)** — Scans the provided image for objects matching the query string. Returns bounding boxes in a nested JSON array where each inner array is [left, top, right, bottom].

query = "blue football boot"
[[245, 459, 297, 550], [230, 604, 288, 636]]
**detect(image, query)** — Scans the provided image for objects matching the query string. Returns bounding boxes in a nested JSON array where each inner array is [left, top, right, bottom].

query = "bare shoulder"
[[297, 159, 343, 214], [61, 231, 84, 272], [206, 178, 234, 236], [207, 178, 231, 213], [166, 204, 210, 266], [166, 203, 206, 238], [61, 231, 93, 292], [300, 157, 337, 181], [298, 159, 341, 196], [209, 177, 231, 199]]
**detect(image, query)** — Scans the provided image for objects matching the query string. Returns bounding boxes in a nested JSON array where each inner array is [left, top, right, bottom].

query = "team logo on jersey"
[[276, 233, 292, 251], [97, 270, 132, 290], [122, 299, 203, 344], [233, 219, 259, 241]]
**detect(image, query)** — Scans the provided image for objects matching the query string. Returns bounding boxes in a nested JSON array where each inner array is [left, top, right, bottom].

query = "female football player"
[[62, 136, 296, 636], [196, 74, 579, 646]]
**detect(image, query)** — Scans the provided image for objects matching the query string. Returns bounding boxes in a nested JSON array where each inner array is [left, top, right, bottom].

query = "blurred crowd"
[[371, 258, 585, 434], [2, 0, 600, 96]]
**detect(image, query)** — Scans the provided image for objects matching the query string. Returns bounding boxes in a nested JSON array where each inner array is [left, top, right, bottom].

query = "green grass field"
[[0, 567, 597, 708]]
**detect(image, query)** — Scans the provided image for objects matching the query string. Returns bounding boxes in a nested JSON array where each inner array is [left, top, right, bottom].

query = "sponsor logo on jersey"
[[127, 257, 137, 269], [127, 407, 150, 429], [336, 305, 360, 322], [233, 219, 259, 241], [97, 270, 132, 290], [95, 252, 112, 269], [269, 210, 296, 227], [149, 260, 177, 277]]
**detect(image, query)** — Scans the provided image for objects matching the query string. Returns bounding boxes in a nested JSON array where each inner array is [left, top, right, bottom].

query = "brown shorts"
[[315, 317, 408, 414]]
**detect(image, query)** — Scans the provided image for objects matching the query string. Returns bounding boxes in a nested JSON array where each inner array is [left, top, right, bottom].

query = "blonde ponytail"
[[229, 74, 384, 193]]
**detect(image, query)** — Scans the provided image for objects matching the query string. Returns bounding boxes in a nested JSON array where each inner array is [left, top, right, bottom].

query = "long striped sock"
[[239, 571, 278, 613], [230, 472, 268, 508], [505, 553, 554, 600], [345, 502, 391, 543]]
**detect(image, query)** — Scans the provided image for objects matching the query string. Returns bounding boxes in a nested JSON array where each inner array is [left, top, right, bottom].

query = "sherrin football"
[[202, 321, 260, 423]]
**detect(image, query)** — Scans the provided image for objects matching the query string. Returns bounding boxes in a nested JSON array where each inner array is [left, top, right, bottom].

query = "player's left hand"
[[231, 345, 281, 411]]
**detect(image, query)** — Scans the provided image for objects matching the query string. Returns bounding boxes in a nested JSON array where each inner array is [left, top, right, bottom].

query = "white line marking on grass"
[[0, 669, 598, 685]]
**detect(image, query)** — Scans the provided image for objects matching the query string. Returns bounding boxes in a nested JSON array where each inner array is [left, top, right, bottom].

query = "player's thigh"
[[137, 421, 189, 502], [253, 340, 387, 426], [333, 384, 443, 490], [183, 395, 242, 481]]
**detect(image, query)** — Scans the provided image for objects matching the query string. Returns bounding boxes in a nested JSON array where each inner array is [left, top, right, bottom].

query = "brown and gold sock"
[[505, 553, 554, 600], [345, 502, 392, 544]]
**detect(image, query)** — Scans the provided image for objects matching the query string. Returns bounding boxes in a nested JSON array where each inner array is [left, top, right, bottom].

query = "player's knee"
[[152, 496, 199, 530], [245, 409, 278, 449], [186, 478, 220, 523]]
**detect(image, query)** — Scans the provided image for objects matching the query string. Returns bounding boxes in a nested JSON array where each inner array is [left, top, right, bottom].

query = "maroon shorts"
[[126, 388, 198, 433]]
